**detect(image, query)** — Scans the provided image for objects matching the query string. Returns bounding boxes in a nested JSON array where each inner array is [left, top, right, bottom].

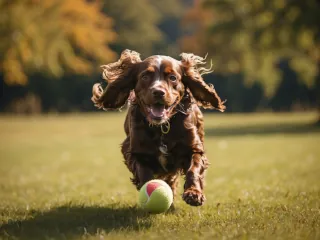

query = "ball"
[[138, 179, 173, 214]]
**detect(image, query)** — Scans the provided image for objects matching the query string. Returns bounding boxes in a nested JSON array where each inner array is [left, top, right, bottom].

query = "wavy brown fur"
[[91, 50, 141, 109], [91, 50, 226, 207], [180, 53, 226, 112], [101, 49, 141, 83]]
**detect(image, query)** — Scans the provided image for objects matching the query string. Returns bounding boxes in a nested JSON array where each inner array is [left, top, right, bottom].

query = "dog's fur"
[[92, 50, 225, 206]]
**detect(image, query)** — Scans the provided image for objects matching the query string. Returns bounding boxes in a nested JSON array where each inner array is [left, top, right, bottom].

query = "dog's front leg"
[[182, 153, 208, 206], [124, 152, 154, 190], [135, 161, 154, 189]]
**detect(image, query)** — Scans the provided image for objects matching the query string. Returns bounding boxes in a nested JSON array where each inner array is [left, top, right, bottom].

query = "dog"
[[92, 49, 225, 206]]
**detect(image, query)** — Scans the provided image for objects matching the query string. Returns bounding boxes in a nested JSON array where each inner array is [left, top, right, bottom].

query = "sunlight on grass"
[[0, 112, 319, 239]]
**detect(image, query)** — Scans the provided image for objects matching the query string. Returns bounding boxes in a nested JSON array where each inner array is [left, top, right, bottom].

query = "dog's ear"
[[180, 53, 226, 112], [92, 49, 141, 109]]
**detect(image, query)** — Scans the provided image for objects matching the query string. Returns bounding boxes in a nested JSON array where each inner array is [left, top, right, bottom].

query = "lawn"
[[0, 112, 319, 240]]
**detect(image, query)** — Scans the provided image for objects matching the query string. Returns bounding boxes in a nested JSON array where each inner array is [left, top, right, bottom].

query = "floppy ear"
[[91, 49, 141, 109], [180, 53, 226, 112]]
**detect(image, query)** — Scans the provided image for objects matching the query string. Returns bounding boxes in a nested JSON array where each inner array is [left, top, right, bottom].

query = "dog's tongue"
[[151, 105, 165, 118]]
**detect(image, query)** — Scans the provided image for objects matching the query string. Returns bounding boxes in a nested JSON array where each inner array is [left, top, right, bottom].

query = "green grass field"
[[0, 112, 319, 240]]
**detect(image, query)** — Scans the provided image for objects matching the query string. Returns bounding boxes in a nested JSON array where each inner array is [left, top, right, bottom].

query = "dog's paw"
[[182, 187, 206, 206]]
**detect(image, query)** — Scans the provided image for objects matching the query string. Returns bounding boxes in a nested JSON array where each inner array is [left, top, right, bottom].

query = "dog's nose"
[[152, 89, 165, 97]]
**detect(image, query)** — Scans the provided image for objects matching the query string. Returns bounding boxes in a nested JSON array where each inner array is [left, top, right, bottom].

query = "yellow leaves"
[[67, 22, 116, 62], [298, 29, 315, 50], [0, 0, 116, 85], [236, 32, 250, 48], [258, 51, 282, 97], [2, 48, 28, 85], [241, 50, 257, 81], [68, 57, 92, 75], [290, 56, 318, 88], [286, 7, 300, 22], [273, 0, 285, 10], [256, 11, 274, 28], [241, 50, 281, 97], [103, 0, 167, 56], [278, 28, 291, 46], [17, 37, 32, 64], [260, 30, 274, 47], [309, 44, 320, 62], [250, 0, 264, 9], [196, 0, 320, 98], [226, 60, 240, 73]]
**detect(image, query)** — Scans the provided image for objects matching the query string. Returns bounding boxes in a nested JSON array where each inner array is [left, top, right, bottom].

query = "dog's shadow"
[[0, 204, 153, 239]]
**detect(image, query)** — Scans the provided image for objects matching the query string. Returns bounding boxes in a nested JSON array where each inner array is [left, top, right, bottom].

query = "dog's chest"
[[157, 134, 180, 172], [158, 153, 168, 172], [158, 141, 169, 172]]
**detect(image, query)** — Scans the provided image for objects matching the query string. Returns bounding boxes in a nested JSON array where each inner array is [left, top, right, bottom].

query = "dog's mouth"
[[145, 99, 178, 124]]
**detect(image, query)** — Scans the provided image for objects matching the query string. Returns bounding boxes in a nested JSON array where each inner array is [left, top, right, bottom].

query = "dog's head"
[[92, 50, 226, 125]]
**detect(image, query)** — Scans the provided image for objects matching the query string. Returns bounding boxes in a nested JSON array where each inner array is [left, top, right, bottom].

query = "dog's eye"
[[169, 75, 177, 82], [141, 75, 148, 81]]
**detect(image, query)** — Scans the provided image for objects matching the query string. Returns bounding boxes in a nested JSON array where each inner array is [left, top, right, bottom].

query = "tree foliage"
[[183, 0, 320, 97], [0, 0, 116, 85], [103, 0, 183, 57]]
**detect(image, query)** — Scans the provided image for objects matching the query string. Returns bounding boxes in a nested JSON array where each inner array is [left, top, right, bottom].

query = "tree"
[[103, 0, 183, 57], [182, 0, 320, 118], [0, 0, 116, 85]]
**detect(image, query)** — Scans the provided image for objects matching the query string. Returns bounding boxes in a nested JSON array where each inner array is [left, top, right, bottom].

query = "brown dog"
[[92, 50, 225, 206]]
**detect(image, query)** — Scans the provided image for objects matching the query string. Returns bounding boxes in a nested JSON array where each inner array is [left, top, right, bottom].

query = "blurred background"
[[0, 2, 319, 238], [0, 0, 319, 121]]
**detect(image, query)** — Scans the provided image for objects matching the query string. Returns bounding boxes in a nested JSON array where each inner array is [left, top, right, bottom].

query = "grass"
[[0, 112, 319, 240]]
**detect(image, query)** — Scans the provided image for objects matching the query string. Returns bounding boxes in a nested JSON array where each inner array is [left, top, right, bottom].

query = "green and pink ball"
[[138, 179, 173, 213]]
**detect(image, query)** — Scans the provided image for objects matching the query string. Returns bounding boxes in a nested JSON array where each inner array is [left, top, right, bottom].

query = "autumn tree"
[[0, 0, 116, 85], [103, 0, 183, 57], [182, 0, 319, 118]]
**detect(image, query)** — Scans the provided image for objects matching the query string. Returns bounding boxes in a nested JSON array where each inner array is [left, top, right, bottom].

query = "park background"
[[0, 1, 319, 239], [0, 0, 319, 118]]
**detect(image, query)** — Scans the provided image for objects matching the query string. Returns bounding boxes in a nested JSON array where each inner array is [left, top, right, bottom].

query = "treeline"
[[0, 0, 319, 113]]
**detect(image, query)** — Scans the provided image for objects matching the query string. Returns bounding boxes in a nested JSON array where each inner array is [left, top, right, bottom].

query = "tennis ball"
[[139, 179, 173, 214]]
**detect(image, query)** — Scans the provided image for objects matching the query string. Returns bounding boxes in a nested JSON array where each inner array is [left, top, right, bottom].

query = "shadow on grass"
[[0, 205, 152, 239], [206, 122, 320, 137]]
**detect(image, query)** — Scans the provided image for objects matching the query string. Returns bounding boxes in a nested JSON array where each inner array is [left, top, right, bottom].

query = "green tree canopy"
[[183, 0, 319, 97], [103, 0, 183, 57]]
